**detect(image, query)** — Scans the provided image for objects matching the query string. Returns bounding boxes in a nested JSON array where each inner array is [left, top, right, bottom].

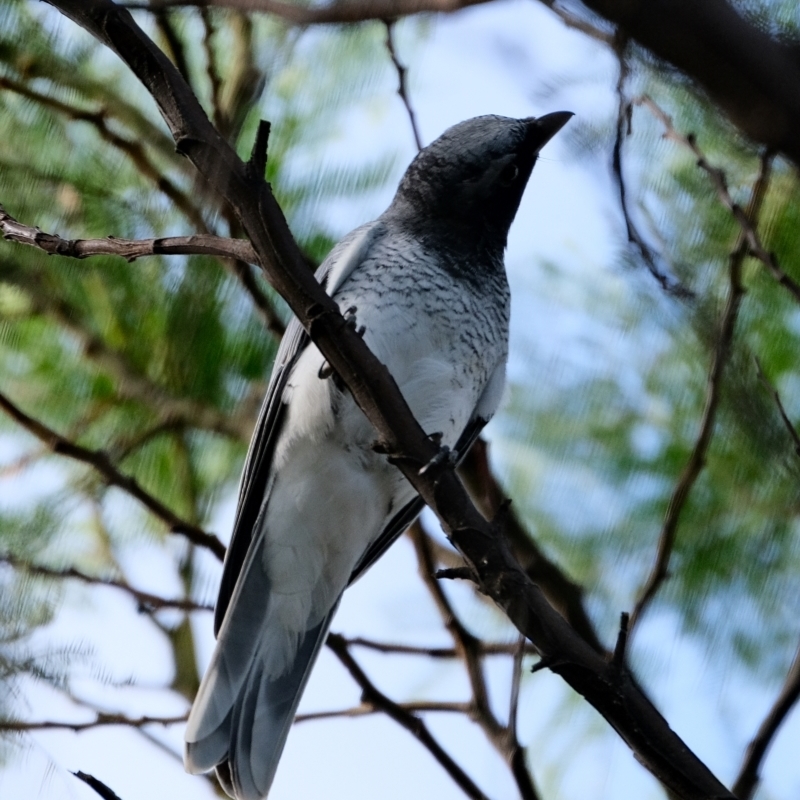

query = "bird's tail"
[[185, 602, 339, 800]]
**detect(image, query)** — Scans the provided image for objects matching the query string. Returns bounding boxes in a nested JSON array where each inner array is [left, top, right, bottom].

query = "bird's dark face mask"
[[389, 112, 572, 250]]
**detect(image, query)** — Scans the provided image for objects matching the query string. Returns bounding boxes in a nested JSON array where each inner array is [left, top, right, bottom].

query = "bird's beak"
[[525, 111, 574, 152]]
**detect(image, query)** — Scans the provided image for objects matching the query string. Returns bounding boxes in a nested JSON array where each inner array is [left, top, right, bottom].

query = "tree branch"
[[573, 0, 800, 170], [342, 635, 538, 658], [0, 389, 225, 560], [384, 21, 423, 151], [0, 553, 213, 613], [611, 41, 691, 297], [629, 147, 773, 633], [126, 0, 491, 20], [1, 712, 187, 732], [36, 4, 736, 796], [0, 203, 257, 263], [732, 639, 800, 800], [295, 699, 471, 724], [326, 633, 492, 800], [72, 772, 124, 800]]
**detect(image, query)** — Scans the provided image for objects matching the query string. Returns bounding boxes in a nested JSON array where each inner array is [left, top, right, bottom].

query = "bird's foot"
[[318, 307, 365, 384], [343, 305, 366, 337], [418, 437, 458, 475]]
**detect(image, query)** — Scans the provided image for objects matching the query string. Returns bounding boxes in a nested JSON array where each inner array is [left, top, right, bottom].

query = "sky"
[[1, 1, 799, 800]]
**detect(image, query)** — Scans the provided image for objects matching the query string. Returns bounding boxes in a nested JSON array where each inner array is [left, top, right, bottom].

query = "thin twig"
[[639, 96, 798, 304], [732, 639, 800, 800], [410, 523, 500, 735], [344, 636, 537, 658], [538, 1, 614, 45], [611, 44, 690, 297], [0, 204, 256, 262], [508, 636, 525, 744], [1, 712, 187, 732], [0, 202, 284, 338], [0, 554, 213, 612], [384, 21, 423, 152], [0, 84, 283, 336], [0, 390, 225, 561], [326, 633, 492, 800], [629, 149, 774, 633], [754, 357, 800, 458], [295, 700, 470, 724]]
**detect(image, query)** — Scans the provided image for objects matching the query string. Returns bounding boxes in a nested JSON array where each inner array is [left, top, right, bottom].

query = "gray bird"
[[184, 111, 572, 799]]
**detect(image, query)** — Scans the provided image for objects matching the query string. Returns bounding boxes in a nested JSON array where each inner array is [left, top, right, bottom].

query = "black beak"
[[525, 111, 573, 151]]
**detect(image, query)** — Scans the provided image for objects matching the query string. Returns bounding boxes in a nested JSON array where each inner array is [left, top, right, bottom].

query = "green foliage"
[[497, 64, 800, 685], [0, 1, 401, 760]]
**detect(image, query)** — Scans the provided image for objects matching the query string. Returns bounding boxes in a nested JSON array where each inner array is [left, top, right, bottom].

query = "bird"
[[184, 111, 572, 799]]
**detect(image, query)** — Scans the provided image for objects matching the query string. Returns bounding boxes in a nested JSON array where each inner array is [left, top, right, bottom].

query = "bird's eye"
[[498, 162, 519, 186]]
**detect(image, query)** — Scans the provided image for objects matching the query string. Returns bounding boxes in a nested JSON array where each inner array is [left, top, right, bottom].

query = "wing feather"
[[214, 220, 383, 634]]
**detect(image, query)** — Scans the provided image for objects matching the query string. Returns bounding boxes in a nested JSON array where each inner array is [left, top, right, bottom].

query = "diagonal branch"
[[0, 389, 225, 560], [732, 638, 800, 800], [326, 633, 492, 800], [72, 772, 124, 800], [0, 554, 213, 613], [35, 5, 737, 796], [384, 21, 423, 151], [538, 1, 614, 45], [629, 148, 774, 633]]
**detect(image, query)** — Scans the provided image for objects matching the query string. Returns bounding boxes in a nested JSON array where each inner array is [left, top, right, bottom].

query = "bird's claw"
[[418, 442, 458, 475], [344, 305, 366, 337], [318, 359, 345, 390]]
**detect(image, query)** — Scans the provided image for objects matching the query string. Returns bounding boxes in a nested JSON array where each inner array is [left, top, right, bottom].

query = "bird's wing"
[[347, 414, 488, 583], [214, 221, 383, 635]]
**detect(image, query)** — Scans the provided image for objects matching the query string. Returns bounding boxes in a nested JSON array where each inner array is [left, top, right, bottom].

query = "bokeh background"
[[1, 1, 799, 798]]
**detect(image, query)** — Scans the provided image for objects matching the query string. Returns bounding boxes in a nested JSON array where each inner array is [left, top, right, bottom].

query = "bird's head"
[[387, 112, 572, 251]]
